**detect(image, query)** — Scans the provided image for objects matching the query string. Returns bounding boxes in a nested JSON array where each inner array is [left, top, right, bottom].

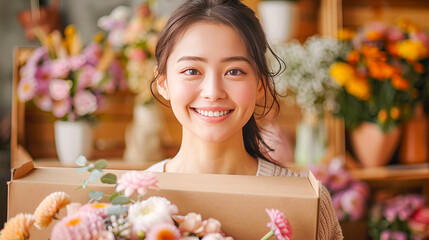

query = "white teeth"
[[195, 109, 231, 117]]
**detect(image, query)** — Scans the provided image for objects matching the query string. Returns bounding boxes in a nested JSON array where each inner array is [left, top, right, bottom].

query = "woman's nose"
[[200, 72, 227, 101]]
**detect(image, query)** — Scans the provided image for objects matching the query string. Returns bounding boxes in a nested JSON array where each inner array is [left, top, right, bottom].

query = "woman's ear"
[[256, 78, 265, 100], [156, 68, 170, 100]]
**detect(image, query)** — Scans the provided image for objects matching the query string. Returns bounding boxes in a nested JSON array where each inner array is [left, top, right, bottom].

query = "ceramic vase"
[[54, 120, 93, 165], [295, 113, 327, 166], [258, 1, 298, 43]]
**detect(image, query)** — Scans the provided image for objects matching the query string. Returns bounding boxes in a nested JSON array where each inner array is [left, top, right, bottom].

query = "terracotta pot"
[[399, 104, 428, 164], [351, 122, 401, 168]]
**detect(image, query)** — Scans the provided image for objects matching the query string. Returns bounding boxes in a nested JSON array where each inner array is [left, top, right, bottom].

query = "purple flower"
[[340, 190, 366, 221], [384, 206, 398, 222], [328, 169, 351, 192], [83, 44, 103, 66], [34, 64, 53, 93]]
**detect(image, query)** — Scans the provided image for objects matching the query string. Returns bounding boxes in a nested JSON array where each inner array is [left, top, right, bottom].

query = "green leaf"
[[111, 195, 131, 205], [89, 191, 104, 201], [109, 192, 120, 202], [87, 169, 103, 184], [106, 205, 127, 215], [101, 173, 117, 184], [75, 156, 87, 166], [94, 159, 108, 170], [73, 185, 83, 191]]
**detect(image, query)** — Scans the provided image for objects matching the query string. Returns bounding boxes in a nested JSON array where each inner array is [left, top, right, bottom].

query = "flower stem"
[[261, 231, 274, 240]]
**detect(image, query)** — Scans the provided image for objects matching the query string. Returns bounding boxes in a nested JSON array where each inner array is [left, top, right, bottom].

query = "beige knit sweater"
[[146, 159, 344, 240]]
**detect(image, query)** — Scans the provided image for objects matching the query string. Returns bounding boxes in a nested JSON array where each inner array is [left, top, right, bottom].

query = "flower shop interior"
[[1, 0, 429, 239]]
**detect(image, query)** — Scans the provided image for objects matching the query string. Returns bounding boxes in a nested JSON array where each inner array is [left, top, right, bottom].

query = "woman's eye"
[[184, 69, 199, 75], [226, 69, 244, 76]]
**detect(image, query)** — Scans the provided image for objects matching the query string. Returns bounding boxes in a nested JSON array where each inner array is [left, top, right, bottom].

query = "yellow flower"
[[93, 32, 105, 43], [0, 213, 35, 240], [391, 75, 410, 91], [397, 40, 428, 61], [345, 76, 370, 100], [329, 62, 355, 86], [337, 28, 355, 41], [390, 107, 400, 120], [34, 192, 71, 229], [378, 109, 388, 123]]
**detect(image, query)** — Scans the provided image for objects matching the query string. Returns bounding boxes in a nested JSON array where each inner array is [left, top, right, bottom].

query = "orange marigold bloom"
[[387, 42, 399, 57], [337, 28, 355, 41], [345, 76, 370, 100], [329, 62, 355, 86], [347, 50, 360, 65], [0, 213, 35, 240], [362, 45, 386, 61], [397, 18, 420, 33], [414, 62, 425, 73], [378, 109, 388, 123], [34, 192, 71, 229], [367, 60, 397, 80], [390, 107, 400, 120], [366, 30, 384, 41], [397, 40, 428, 62], [391, 75, 410, 91]]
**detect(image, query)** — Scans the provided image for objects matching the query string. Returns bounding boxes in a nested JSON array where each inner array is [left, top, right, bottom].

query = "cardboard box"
[[8, 159, 320, 240]]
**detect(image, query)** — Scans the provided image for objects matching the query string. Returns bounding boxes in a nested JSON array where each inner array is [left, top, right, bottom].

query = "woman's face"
[[158, 22, 261, 142]]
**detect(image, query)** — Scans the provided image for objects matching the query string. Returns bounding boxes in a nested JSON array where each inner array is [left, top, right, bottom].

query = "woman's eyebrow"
[[177, 56, 207, 63], [221, 56, 250, 64], [176, 56, 250, 64]]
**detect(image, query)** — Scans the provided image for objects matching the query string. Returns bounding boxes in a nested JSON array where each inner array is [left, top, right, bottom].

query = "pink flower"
[[17, 78, 37, 101], [328, 169, 351, 192], [27, 47, 48, 66], [384, 206, 398, 222], [411, 31, 429, 51], [350, 181, 370, 199], [387, 27, 406, 41], [50, 58, 70, 79], [266, 209, 292, 240], [84, 43, 103, 66], [309, 164, 330, 186], [49, 79, 71, 100], [34, 64, 52, 92], [201, 218, 222, 236], [128, 48, 147, 61], [77, 65, 96, 90], [34, 94, 53, 111], [116, 171, 159, 197], [51, 212, 105, 240], [340, 190, 365, 220], [52, 97, 71, 118], [381, 230, 407, 240], [174, 212, 204, 234], [94, 231, 115, 240], [69, 55, 87, 71], [78, 203, 111, 218], [146, 223, 181, 240], [73, 91, 98, 116]]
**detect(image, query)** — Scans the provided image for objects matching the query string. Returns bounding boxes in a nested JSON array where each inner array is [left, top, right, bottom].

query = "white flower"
[[128, 197, 177, 232]]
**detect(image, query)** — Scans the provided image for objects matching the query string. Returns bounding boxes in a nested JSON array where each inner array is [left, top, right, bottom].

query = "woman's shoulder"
[[257, 159, 299, 177], [144, 159, 170, 172]]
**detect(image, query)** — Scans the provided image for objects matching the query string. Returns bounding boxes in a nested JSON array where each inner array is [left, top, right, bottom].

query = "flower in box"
[[311, 157, 369, 221], [16, 25, 127, 122], [369, 194, 429, 240], [330, 20, 429, 132]]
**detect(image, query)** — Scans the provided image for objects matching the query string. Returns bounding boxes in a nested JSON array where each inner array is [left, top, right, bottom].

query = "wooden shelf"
[[349, 164, 429, 181]]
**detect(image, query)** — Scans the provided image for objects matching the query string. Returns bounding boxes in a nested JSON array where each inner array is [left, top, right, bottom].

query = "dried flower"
[[0, 213, 35, 240], [116, 171, 159, 197], [51, 212, 105, 240], [34, 191, 71, 229], [146, 223, 181, 240]]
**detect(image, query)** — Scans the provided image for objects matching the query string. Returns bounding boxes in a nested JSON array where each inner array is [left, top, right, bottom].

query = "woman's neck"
[[165, 128, 258, 175]]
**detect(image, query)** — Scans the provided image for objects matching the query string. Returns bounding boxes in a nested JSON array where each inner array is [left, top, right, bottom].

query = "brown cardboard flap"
[[11, 145, 35, 180], [308, 170, 320, 197]]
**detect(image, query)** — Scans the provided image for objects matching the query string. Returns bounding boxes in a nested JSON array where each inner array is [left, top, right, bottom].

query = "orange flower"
[[362, 45, 386, 61], [34, 192, 71, 229], [367, 60, 397, 80], [338, 28, 355, 41], [347, 50, 360, 65], [397, 18, 420, 33], [397, 40, 428, 61], [378, 109, 388, 123], [414, 62, 425, 73], [391, 75, 410, 91], [329, 62, 355, 86], [366, 30, 384, 41], [390, 107, 400, 120], [345, 76, 370, 100], [387, 42, 399, 57], [0, 213, 35, 240]]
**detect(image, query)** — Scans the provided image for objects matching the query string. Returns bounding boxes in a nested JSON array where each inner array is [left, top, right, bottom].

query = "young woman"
[[146, 0, 343, 239]]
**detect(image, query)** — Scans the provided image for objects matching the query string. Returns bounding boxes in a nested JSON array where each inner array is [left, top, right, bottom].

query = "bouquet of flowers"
[[311, 157, 370, 221], [99, 1, 167, 105], [329, 19, 429, 132], [17, 25, 127, 121], [369, 194, 429, 240], [274, 35, 348, 116], [0, 156, 292, 240]]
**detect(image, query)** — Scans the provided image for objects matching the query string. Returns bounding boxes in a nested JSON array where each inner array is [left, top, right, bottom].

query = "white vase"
[[54, 120, 93, 166], [258, 1, 298, 43], [123, 103, 163, 164]]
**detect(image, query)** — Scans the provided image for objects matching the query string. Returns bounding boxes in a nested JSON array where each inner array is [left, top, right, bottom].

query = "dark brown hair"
[[152, 0, 285, 162]]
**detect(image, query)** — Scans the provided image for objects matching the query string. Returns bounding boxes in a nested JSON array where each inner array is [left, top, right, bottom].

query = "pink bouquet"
[[17, 25, 127, 121], [0, 156, 292, 240], [369, 194, 429, 240], [311, 157, 370, 221]]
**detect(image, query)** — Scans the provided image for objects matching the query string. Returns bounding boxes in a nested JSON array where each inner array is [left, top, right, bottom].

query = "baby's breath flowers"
[[33, 191, 71, 229], [0, 213, 35, 240]]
